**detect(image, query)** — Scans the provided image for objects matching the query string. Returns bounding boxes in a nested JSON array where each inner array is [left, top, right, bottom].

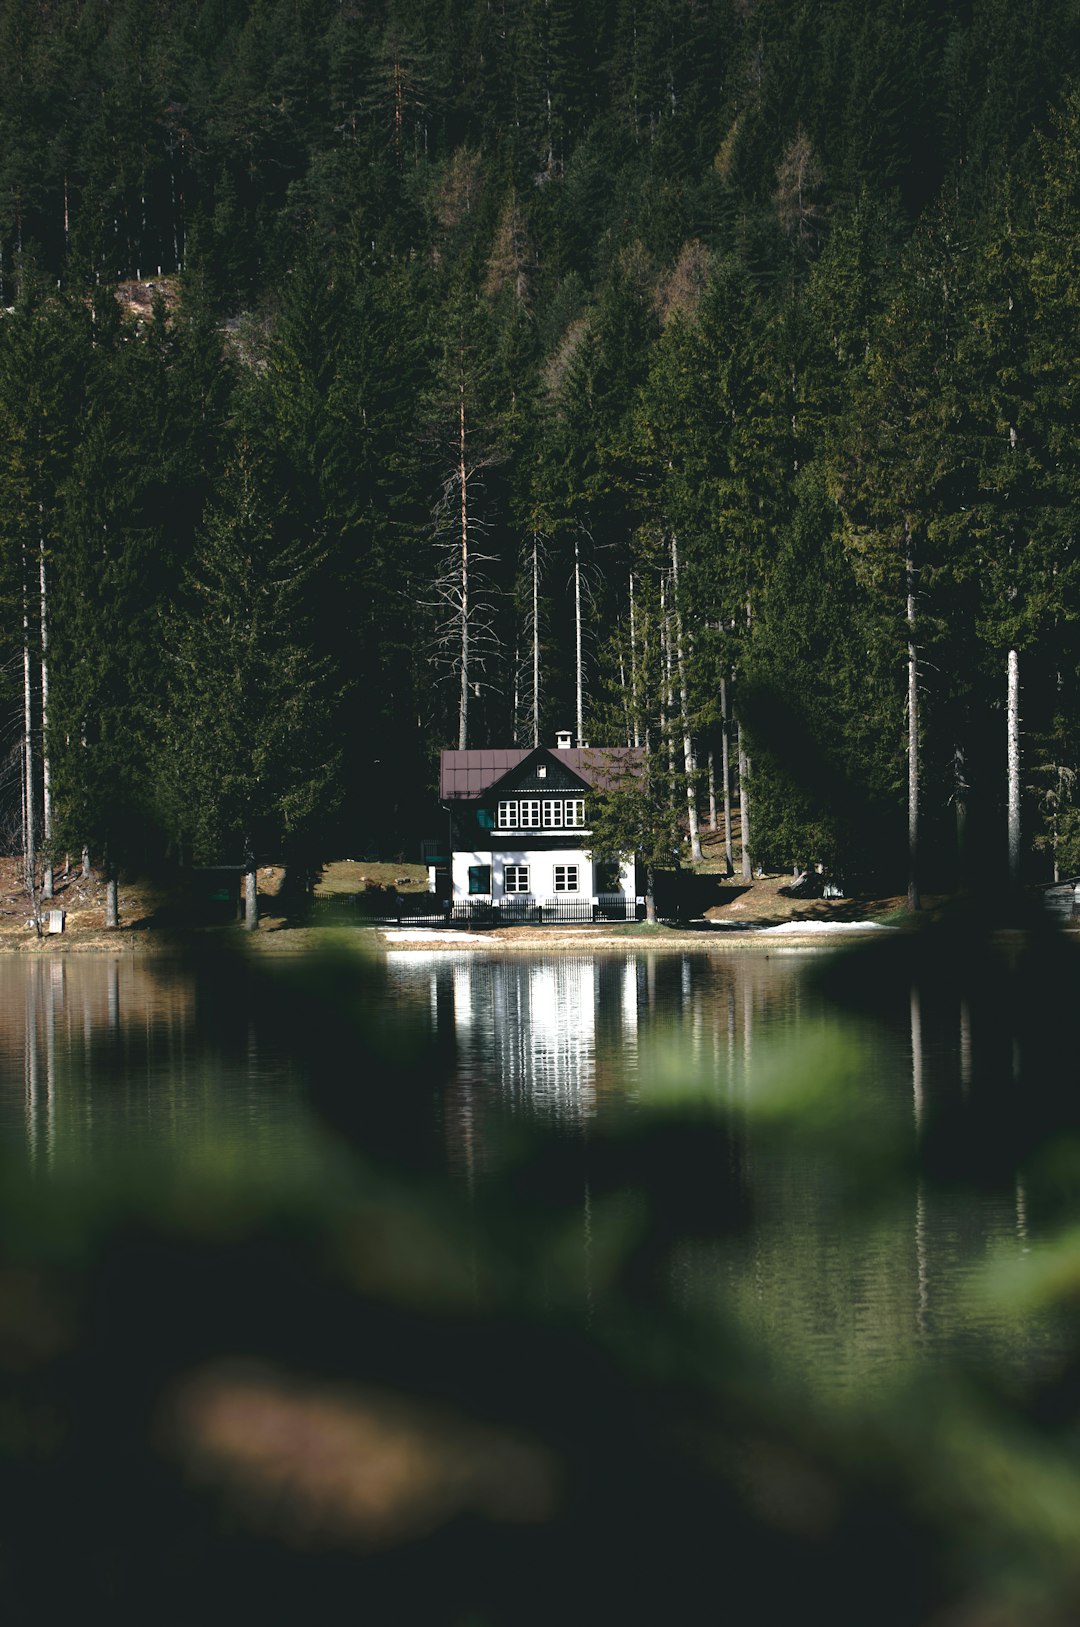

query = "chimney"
[[555, 729, 572, 750]]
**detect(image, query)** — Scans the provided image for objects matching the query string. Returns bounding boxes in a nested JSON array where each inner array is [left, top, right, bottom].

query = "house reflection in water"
[[429, 955, 649, 1181]]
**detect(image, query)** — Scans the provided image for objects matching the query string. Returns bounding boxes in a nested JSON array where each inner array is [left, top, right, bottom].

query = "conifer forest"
[[1, 0, 1078, 894]]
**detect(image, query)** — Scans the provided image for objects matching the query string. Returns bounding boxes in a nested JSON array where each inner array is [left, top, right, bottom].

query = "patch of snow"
[[757, 920, 893, 934], [381, 928, 481, 942]]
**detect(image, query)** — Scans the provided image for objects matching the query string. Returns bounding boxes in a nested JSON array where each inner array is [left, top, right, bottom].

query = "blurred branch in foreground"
[[1, 923, 1080, 1625]]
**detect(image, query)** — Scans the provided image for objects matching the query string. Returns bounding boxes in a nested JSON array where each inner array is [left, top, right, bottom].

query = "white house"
[[432, 731, 644, 916]]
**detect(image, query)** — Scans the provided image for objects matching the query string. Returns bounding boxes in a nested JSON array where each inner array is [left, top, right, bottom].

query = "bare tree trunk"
[[21, 543, 39, 933], [670, 535, 702, 862], [104, 874, 118, 929], [244, 866, 258, 932], [39, 527, 52, 900], [1007, 647, 1021, 888], [720, 673, 733, 876], [707, 750, 717, 832], [660, 578, 677, 804], [619, 650, 631, 746], [628, 571, 641, 748], [531, 535, 540, 748], [457, 382, 469, 751], [738, 720, 752, 881], [906, 520, 921, 912], [82, 845, 90, 880], [574, 533, 584, 745], [645, 864, 657, 924]]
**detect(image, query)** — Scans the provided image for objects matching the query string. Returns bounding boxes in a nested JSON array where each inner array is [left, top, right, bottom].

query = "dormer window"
[[537, 764, 547, 778], [497, 798, 585, 830]]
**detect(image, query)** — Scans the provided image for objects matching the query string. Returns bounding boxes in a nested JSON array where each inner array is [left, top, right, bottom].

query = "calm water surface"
[[0, 946, 1056, 1389]]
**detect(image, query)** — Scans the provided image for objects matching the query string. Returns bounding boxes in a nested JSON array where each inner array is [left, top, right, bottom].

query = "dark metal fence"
[[310, 892, 642, 927], [496, 895, 638, 924]]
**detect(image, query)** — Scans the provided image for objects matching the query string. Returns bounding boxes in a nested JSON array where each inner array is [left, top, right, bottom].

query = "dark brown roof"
[[440, 746, 644, 801]]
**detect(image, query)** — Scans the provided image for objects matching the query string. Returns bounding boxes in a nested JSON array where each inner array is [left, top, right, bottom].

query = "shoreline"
[[0, 911, 1069, 955], [374, 921, 899, 952], [0, 919, 917, 955], [0, 930, 897, 950]]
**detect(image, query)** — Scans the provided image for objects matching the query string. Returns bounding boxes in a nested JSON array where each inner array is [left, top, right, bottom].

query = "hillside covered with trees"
[[1, 0, 1078, 899]]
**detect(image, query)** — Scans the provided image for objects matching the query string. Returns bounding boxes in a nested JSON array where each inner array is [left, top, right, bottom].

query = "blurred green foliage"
[[3, 921, 1080, 1624]]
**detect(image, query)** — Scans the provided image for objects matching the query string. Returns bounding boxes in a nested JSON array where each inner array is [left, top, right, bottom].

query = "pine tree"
[[50, 284, 230, 915], [158, 437, 336, 925], [830, 220, 963, 906]]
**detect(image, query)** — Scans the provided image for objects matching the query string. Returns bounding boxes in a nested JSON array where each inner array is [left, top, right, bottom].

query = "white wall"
[[451, 846, 635, 900]]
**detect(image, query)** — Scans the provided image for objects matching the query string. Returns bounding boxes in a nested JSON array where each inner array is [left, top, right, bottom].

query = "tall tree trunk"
[[104, 866, 118, 929], [531, 535, 540, 748], [738, 720, 752, 881], [39, 528, 52, 900], [242, 836, 258, 931], [906, 520, 921, 912], [457, 382, 469, 751], [21, 542, 38, 931], [645, 863, 657, 924], [512, 642, 520, 740], [707, 750, 717, 832], [628, 571, 641, 748], [720, 673, 733, 877], [660, 577, 676, 804], [574, 532, 584, 745], [244, 866, 258, 932], [670, 535, 702, 862], [1007, 646, 1021, 887]]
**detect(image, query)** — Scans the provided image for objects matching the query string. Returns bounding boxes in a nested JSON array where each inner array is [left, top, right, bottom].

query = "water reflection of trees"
[[0, 956, 307, 1170], [396, 947, 1059, 1386]]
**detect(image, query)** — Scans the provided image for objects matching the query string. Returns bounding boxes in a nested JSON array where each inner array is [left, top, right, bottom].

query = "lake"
[[0, 942, 1061, 1392]]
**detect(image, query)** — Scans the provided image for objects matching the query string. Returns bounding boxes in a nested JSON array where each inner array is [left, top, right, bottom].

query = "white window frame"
[[497, 798, 579, 829], [504, 865, 530, 894], [553, 864, 580, 893]]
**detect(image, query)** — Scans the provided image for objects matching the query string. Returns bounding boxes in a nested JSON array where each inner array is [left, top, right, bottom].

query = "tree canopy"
[[0, 0, 1077, 891]]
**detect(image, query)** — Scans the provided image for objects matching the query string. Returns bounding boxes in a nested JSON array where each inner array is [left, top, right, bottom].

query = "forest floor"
[[0, 856, 289, 951], [0, 852, 984, 954]]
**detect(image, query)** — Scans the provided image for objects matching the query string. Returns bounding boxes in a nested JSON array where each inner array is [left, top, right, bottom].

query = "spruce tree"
[[158, 436, 336, 924]]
